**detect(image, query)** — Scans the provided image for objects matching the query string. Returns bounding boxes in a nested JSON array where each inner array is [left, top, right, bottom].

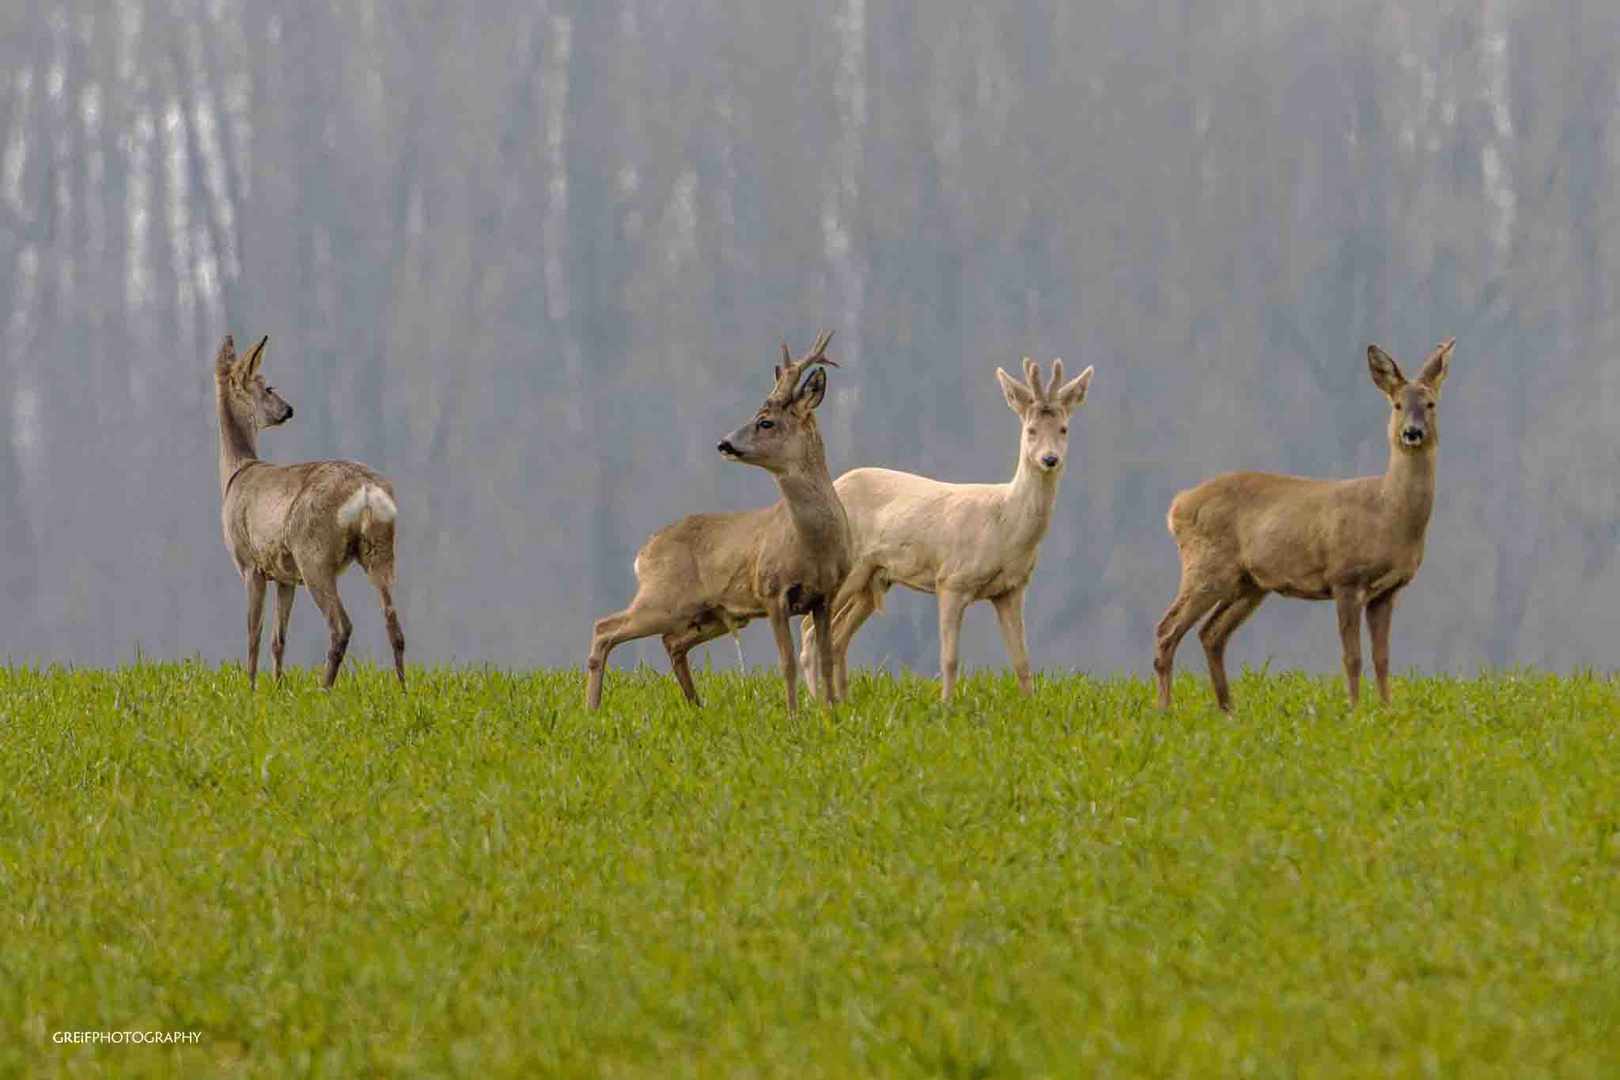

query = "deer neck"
[[1380, 442, 1437, 540], [774, 442, 847, 555], [1005, 453, 1061, 547], [216, 386, 260, 500]]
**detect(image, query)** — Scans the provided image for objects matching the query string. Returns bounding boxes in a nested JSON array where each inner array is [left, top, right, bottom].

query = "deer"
[[1153, 338, 1455, 712], [585, 332, 851, 715], [800, 357, 1094, 702], [212, 334, 406, 689]]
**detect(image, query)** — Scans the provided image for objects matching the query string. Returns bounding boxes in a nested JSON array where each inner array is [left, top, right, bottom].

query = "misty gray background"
[[2, 1, 1617, 678]]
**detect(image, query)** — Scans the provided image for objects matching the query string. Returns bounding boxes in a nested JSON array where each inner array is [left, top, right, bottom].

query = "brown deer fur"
[[1153, 338, 1455, 711], [585, 332, 852, 715], [213, 334, 406, 688]]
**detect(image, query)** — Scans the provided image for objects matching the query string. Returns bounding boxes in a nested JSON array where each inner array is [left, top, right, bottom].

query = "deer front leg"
[[809, 598, 838, 705], [244, 571, 268, 687], [767, 601, 799, 716], [990, 587, 1033, 695], [271, 582, 296, 682], [1333, 585, 1366, 707], [937, 588, 971, 701], [1366, 589, 1398, 705]]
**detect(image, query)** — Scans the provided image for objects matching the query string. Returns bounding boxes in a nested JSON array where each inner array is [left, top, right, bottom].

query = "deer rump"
[[228, 461, 398, 586]]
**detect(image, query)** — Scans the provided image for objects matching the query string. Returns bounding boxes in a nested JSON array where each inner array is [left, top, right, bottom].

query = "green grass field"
[[4, 663, 1620, 1078]]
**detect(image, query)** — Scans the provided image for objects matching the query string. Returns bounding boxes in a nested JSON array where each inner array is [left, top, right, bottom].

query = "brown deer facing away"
[[213, 335, 406, 688], [1153, 338, 1455, 711], [585, 332, 851, 715], [801, 358, 1094, 701]]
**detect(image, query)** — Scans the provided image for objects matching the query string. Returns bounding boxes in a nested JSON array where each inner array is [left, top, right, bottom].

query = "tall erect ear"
[[1056, 364, 1094, 413], [214, 335, 237, 377], [1367, 345, 1406, 397], [1417, 337, 1454, 396], [241, 335, 268, 381], [792, 365, 828, 414], [996, 366, 1036, 414]]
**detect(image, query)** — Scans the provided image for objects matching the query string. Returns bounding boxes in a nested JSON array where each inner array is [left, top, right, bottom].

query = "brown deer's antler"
[[769, 330, 839, 403]]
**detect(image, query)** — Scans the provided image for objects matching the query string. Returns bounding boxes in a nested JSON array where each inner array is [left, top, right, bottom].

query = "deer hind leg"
[[662, 617, 729, 707], [1333, 585, 1367, 707], [1366, 588, 1399, 705], [586, 602, 674, 710], [1198, 584, 1265, 713], [356, 521, 405, 686], [244, 571, 268, 687], [990, 587, 1033, 695], [271, 582, 296, 681], [1153, 566, 1228, 710], [303, 571, 353, 690]]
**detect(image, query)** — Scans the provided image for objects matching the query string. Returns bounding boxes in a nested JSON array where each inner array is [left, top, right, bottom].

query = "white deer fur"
[[802, 358, 1093, 700]]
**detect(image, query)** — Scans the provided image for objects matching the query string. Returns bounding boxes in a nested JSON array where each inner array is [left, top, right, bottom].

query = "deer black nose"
[[284, 406, 294, 419], [717, 439, 736, 456], [1041, 453, 1060, 469], [1402, 427, 1422, 444]]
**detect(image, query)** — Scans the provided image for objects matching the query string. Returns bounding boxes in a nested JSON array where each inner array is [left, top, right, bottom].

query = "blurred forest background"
[[3, 0, 1618, 678]]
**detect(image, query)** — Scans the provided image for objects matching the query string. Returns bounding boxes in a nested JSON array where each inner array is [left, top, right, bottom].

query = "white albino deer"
[[1153, 338, 1455, 711], [213, 334, 406, 688], [585, 332, 851, 715], [801, 357, 1093, 701]]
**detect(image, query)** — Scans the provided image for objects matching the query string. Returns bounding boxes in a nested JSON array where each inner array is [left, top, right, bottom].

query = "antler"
[[1045, 358, 1065, 400], [1020, 356, 1049, 404], [769, 330, 840, 402]]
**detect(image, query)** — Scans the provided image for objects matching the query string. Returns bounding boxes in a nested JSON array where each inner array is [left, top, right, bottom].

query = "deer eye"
[[757, 418, 774, 430], [1059, 426, 1068, 435], [1426, 402, 1435, 411]]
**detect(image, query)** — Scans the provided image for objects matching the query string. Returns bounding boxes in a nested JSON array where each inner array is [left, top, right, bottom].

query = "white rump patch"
[[338, 484, 397, 528]]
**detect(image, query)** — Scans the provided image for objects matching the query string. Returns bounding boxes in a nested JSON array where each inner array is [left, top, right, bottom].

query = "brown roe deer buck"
[[1153, 338, 1455, 711], [585, 332, 851, 715], [801, 358, 1093, 701], [213, 334, 406, 688]]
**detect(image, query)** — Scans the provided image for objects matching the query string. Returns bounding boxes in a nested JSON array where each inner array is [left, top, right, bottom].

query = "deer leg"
[[244, 572, 268, 688], [586, 603, 672, 710], [809, 598, 839, 705], [1198, 586, 1265, 713], [662, 619, 728, 707], [767, 603, 800, 716], [937, 588, 972, 701], [1333, 586, 1366, 707], [304, 572, 353, 690], [1366, 589, 1399, 705], [829, 587, 880, 702], [366, 570, 407, 687], [990, 587, 1033, 695], [271, 582, 296, 682], [1154, 577, 1225, 710], [799, 615, 822, 700]]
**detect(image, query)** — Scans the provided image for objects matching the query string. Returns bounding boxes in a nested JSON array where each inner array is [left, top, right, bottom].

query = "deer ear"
[[241, 335, 268, 380], [996, 367, 1035, 414], [1417, 337, 1454, 396], [1056, 365, 1094, 412], [793, 366, 828, 413], [214, 335, 237, 377], [1367, 345, 1405, 397]]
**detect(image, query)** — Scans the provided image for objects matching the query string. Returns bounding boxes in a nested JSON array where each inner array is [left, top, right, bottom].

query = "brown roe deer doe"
[[213, 335, 406, 688], [1153, 338, 1454, 711], [585, 333, 851, 715]]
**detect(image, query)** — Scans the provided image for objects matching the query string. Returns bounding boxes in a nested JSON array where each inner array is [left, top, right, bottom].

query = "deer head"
[[1368, 338, 1453, 453], [995, 356, 1093, 475], [214, 334, 294, 430], [716, 331, 838, 475]]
